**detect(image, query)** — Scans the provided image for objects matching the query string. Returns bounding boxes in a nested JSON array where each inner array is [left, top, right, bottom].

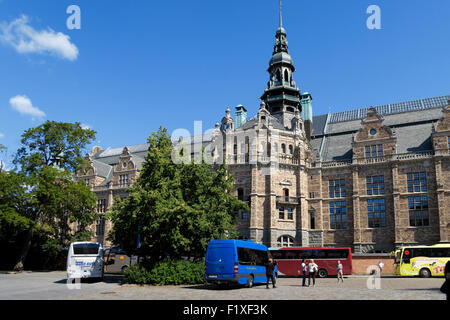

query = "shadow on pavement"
[[182, 283, 268, 291], [54, 274, 124, 285]]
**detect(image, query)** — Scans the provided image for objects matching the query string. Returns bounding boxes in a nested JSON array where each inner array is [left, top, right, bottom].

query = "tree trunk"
[[13, 228, 33, 272]]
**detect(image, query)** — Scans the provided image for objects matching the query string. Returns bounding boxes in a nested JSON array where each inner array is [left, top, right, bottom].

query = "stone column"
[[434, 158, 448, 242], [352, 166, 362, 252], [391, 163, 402, 246]]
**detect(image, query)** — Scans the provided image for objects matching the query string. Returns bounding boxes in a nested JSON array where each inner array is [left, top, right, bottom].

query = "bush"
[[124, 260, 205, 285]]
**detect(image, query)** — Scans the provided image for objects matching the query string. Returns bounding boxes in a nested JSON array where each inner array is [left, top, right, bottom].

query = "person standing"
[[441, 260, 450, 301], [308, 259, 318, 287], [265, 258, 277, 289], [300, 259, 307, 287], [337, 260, 344, 283], [378, 261, 384, 276]]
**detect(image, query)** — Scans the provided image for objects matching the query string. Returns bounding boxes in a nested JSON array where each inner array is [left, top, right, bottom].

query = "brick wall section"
[[352, 254, 394, 275]]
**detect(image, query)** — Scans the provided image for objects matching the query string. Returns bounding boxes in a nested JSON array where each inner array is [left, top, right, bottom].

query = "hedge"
[[124, 260, 205, 285]]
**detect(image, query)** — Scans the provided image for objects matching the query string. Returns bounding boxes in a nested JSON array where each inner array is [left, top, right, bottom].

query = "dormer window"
[[123, 162, 127, 168], [370, 129, 377, 136]]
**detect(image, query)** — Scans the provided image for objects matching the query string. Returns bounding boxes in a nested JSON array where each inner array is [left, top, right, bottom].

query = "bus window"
[[312, 249, 326, 259], [269, 250, 285, 260], [73, 243, 100, 255], [326, 249, 348, 259], [298, 250, 312, 259], [411, 248, 430, 258], [285, 250, 299, 260], [238, 247, 267, 266]]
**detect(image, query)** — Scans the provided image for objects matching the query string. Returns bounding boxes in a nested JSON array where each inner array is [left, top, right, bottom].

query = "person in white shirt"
[[308, 259, 318, 287], [378, 261, 384, 275], [336, 260, 344, 283], [300, 259, 307, 287]]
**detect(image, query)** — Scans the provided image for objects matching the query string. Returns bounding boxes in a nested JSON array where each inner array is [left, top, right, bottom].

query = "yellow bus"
[[393, 244, 450, 277]]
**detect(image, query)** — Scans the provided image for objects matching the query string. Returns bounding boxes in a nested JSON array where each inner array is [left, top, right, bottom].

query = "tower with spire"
[[260, 0, 303, 130]]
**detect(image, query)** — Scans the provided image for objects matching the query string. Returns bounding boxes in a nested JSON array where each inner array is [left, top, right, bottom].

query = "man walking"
[[300, 259, 307, 287], [337, 260, 344, 283], [265, 258, 277, 289]]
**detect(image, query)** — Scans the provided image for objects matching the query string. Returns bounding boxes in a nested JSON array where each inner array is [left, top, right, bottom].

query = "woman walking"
[[337, 260, 344, 283], [308, 259, 318, 287]]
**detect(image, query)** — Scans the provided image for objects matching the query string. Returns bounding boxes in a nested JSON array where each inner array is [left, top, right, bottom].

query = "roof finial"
[[279, 0, 283, 28]]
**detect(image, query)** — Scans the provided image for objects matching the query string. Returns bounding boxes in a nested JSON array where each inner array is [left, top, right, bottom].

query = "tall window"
[[330, 201, 347, 229], [283, 188, 289, 201], [408, 196, 429, 226], [366, 175, 385, 195], [329, 179, 346, 198], [96, 215, 105, 236], [288, 145, 294, 155], [279, 207, 285, 220], [237, 188, 244, 201], [281, 144, 286, 154], [365, 145, 383, 159], [287, 207, 293, 220], [407, 172, 427, 193], [367, 198, 386, 228], [97, 199, 107, 213], [277, 235, 294, 247], [448, 136, 450, 149], [119, 174, 129, 187], [310, 212, 315, 229]]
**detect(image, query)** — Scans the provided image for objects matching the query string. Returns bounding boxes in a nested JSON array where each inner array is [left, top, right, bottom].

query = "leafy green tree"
[[3, 121, 98, 271], [108, 127, 247, 262]]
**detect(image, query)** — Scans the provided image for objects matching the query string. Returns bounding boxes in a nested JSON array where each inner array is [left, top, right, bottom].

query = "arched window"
[[289, 145, 294, 155], [281, 143, 286, 154], [276, 69, 281, 84], [284, 70, 289, 83], [277, 235, 294, 247]]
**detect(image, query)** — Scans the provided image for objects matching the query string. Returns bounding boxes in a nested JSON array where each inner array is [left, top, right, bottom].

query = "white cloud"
[[81, 123, 92, 130], [0, 15, 78, 61], [9, 95, 46, 119], [0, 133, 4, 139]]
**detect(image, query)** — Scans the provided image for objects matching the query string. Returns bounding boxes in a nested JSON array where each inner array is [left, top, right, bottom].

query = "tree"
[[0, 144, 6, 173], [5, 121, 98, 271], [108, 127, 247, 262]]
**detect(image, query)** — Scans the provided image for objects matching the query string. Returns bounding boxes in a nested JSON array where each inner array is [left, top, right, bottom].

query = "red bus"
[[268, 247, 352, 278]]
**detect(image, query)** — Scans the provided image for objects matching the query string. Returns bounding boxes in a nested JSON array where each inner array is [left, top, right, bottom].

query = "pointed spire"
[[279, 0, 283, 28]]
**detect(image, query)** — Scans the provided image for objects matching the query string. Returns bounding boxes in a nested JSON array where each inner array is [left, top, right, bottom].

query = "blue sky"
[[0, 0, 449, 167]]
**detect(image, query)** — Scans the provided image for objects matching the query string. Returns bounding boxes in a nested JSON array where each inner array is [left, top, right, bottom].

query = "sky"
[[0, 0, 449, 167]]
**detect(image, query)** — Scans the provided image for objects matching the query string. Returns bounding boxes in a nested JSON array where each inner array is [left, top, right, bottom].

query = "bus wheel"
[[419, 268, 431, 278], [246, 275, 254, 288], [318, 269, 328, 278], [121, 266, 128, 274]]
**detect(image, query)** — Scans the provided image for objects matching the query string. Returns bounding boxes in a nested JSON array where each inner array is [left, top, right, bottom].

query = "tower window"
[[310, 212, 316, 229], [289, 145, 294, 155], [284, 70, 289, 83], [281, 144, 286, 154]]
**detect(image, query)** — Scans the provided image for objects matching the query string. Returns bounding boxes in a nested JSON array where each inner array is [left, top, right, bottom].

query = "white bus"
[[67, 242, 104, 280]]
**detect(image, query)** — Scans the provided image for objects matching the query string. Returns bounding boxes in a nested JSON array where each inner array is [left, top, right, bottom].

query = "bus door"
[[205, 244, 235, 280]]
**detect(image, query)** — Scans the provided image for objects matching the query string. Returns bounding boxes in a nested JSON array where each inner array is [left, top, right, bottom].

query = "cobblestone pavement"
[[67, 276, 446, 300], [0, 272, 445, 300]]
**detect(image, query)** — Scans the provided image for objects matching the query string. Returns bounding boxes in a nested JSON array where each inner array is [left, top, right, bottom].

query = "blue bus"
[[205, 239, 276, 288]]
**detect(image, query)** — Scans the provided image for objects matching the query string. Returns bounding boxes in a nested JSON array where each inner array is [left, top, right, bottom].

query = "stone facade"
[[74, 11, 450, 254]]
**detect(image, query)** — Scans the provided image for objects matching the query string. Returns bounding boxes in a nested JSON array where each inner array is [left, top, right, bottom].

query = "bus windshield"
[[73, 243, 100, 255]]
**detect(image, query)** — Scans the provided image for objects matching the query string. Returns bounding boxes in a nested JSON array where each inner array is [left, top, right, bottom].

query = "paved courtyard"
[[0, 271, 446, 300]]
